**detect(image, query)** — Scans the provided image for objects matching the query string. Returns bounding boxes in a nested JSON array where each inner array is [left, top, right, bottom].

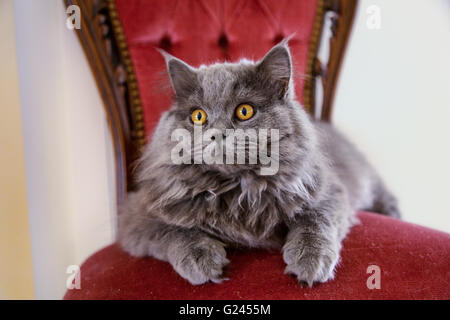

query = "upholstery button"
[[217, 33, 229, 49], [273, 33, 284, 44], [159, 35, 172, 51]]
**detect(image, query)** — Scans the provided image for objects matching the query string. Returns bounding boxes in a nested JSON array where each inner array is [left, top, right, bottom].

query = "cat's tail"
[[368, 181, 401, 219]]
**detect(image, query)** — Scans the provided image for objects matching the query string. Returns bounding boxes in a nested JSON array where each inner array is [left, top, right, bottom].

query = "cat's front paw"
[[282, 238, 339, 287], [171, 238, 229, 285]]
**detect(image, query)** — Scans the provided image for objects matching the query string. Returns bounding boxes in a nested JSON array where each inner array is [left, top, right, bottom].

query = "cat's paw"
[[171, 238, 229, 285], [282, 239, 339, 287]]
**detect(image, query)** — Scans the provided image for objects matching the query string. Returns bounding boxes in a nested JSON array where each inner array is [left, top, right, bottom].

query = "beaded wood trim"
[[303, 0, 325, 116], [303, 0, 358, 121], [106, 0, 146, 150]]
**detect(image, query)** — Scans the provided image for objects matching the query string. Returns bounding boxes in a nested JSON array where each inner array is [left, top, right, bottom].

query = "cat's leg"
[[369, 181, 401, 219], [282, 183, 354, 286], [164, 226, 229, 285], [118, 193, 229, 285]]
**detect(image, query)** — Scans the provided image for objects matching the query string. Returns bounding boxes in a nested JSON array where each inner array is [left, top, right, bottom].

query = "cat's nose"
[[207, 127, 228, 141], [209, 133, 227, 141]]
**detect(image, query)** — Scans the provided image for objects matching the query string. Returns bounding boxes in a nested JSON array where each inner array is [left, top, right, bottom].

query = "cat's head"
[[147, 42, 314, 177]]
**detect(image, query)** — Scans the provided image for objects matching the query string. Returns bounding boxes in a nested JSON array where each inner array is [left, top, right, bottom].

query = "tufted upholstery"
[[115, 0, 318, 135]]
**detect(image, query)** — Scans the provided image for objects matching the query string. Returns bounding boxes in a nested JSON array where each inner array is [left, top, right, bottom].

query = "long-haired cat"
[[118, 42, 400, 286]]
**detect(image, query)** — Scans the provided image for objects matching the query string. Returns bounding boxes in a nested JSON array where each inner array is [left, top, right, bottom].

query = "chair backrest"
[[66, 0, 357, 207]]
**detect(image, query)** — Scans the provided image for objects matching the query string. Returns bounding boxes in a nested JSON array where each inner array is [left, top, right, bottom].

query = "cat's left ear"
[[158, 49, 198, 99], [257, 42, 292, 98]]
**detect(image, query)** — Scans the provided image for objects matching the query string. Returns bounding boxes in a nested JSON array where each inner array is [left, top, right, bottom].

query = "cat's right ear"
[[257, 41, 292, 99], [158, 49, 198, 99]]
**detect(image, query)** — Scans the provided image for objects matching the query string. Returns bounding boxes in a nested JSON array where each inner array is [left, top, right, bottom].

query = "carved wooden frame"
[[304, 0, 358, 120], [64, 0, 357, 208]]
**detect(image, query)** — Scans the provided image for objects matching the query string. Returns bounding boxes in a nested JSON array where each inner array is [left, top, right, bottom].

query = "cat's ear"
[[257, 42, 292, 98], [158, 49, 198, 98]]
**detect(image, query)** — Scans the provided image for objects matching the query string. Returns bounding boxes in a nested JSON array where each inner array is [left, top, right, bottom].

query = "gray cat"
[[118, 42, 400, 286]]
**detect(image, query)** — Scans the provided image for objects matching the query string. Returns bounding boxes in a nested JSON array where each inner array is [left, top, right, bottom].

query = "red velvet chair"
[[64, 0, 450, 299]]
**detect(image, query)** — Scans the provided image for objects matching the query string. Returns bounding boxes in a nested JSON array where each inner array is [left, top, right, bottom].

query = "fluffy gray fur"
[[118, 42, 400, 286]]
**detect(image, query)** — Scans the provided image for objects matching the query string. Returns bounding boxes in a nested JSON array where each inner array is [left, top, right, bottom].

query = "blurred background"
[[0, 0, 449, 299]]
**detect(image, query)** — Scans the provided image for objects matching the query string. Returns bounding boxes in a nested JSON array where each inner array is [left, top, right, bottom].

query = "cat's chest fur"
[[163, 172, 310, 248]]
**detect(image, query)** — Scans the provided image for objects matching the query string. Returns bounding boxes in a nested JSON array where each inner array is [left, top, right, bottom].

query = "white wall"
[[334, 0, 450, 232], [14, 0, 116, 299]]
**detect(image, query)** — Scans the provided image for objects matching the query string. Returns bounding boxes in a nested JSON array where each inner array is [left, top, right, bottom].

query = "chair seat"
[[64, 212, 450, 299]]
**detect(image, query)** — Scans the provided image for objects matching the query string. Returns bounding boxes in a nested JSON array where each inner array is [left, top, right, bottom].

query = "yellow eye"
[[235, 104, 254, 121], [191, 109, 207, 125]]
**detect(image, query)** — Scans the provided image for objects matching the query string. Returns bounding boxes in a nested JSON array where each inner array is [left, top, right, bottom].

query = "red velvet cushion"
[[64, 212, 450, 300], [115, 0, 318, 135]]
